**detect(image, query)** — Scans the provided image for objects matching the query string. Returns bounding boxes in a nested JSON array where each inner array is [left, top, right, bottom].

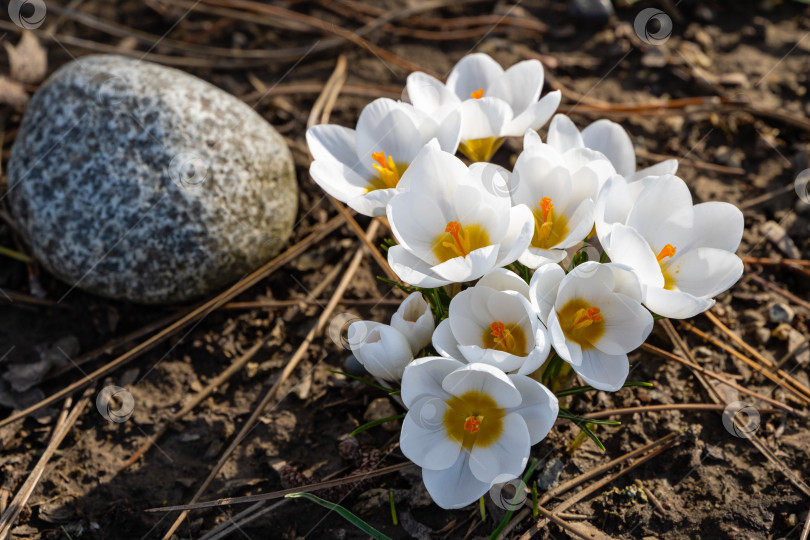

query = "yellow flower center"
[[444, 391, 504, 450], [558, 299, 605, 349], [656, 243, 677, 290], [433, 221, 491, 262], [471, 88, 485, 99], [367, 151, 407, 191], [482, 321, 527, 356], [459, 137, 505, 162], [531, 197, 569, 249]]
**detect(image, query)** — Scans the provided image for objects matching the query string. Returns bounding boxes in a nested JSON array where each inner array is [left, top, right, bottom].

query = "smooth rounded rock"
[[8, 55, 297, 303]]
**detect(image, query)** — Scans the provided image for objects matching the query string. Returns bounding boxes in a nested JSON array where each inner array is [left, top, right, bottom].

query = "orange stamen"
[[657, 244, 676, 262], [539, 197, 553, 222], [372, 151, 388, 169], [464, 415, 482, 434], [471, 88, 484, 99], [443, 221, 470, 258], [489, 321, 516, 351], [571, 307, 602, 331]]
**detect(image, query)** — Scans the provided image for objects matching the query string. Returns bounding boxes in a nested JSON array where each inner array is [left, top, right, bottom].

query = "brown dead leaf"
[[0, 76, 29, 111], [4, 31, 47, 85]]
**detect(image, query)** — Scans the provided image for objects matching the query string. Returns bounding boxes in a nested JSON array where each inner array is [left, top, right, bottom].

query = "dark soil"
[[1, 1, 809, 539]]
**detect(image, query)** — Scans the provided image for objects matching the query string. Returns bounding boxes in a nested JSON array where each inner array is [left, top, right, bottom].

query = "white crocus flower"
[[432, 281, 551, 375], [595, 174, 744, 319], [306, 98, 461, 217], [390, 292, 435, 355], [511, 137, 614, 268], [406, 53, 561, 162], [477, 268, 530, 299], [386, 146, 534, 288], [347, 321, 413, 381], [542, 114, 678, 181], [400, 357, 558, 509], [530, 262, 654, 391]]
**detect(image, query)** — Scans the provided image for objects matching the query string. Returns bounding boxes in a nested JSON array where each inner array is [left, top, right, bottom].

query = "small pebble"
[[537, 458, 564, 490], [768, 303, 795, 324], [567, 0, 614, 21]]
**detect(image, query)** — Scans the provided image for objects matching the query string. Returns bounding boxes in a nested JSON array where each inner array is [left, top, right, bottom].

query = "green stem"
[[0, 245, 30, 263]]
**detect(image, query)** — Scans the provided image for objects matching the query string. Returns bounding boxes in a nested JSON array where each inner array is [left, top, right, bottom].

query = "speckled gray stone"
[[8, 55, 297, 304]]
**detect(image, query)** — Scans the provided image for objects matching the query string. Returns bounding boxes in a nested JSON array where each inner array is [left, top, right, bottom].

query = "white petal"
[[592, 293, 654, 355], [460, 97, 513, 140], [548, 309, 583, 366], [422, 452, 490, 509], [507, 375, 559, 444], [347, 189, 394, 217], [387, 245, 450, 288], [546, 114, 584, 153], [391, 292, 435, 354], [387, 191, 447, 259], [581, 119, 636, 177], [421, 107, 463, 154], [529, 263, 565, 323], [486, 59, 544, 114], [690, 202, 744, 253], [356, 105, 423, 165], [309, 160, 368, 205], [643, 286, 715, 319], [625, 175, 694, 243], [400, 397, 461, 470], [306, 124, 368, 178], [518, 247, 567, 269], [468, 413, 530, 483], [442, 363, 521, 409], [432, 244, 500, 283], [433, 319, 464, 361], [459, 345, 524, 373], [406, 71, 461, 113], [523, 128, 543, 149], [606, 224, 664, 288], [502, 91, 561, 136], [447, 53, 504, 101], [573, 349, 629, 392], [666, 247, 744, 298], [604, 263, 644, 302], [478, 268, 530, 298], [629, 158, 678, 181], [595, 174, 633, 246], [401, 356, 464, 408], [494, 204, 535, 268], [516, 327, 552, 375], [349, 322, 413, 381], [555, 199, 595, 249], [555, 262, 616, 309], [395, 145, 468, 216]]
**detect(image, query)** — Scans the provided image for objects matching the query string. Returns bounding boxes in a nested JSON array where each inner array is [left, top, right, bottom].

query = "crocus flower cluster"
[[306, 52, 744, 510]]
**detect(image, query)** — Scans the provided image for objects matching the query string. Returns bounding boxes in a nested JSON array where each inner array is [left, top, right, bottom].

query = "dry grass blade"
[[159, 220, 382, 539], [582, 403, 782, 419], [0, 216, 345, 430], [307, 55, 347, 129], [660, 319, 724, 405], [118, 251, 352, 473], [747, 274, 810, 311], [534, 505, 610, 540], [0, 386, 94, 538], [640, 343, 803, 416], [222, 298, 403, 310], [147, 461, 414, 513], [681, 320, 810, 404], [517, 437, 682, 540]]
